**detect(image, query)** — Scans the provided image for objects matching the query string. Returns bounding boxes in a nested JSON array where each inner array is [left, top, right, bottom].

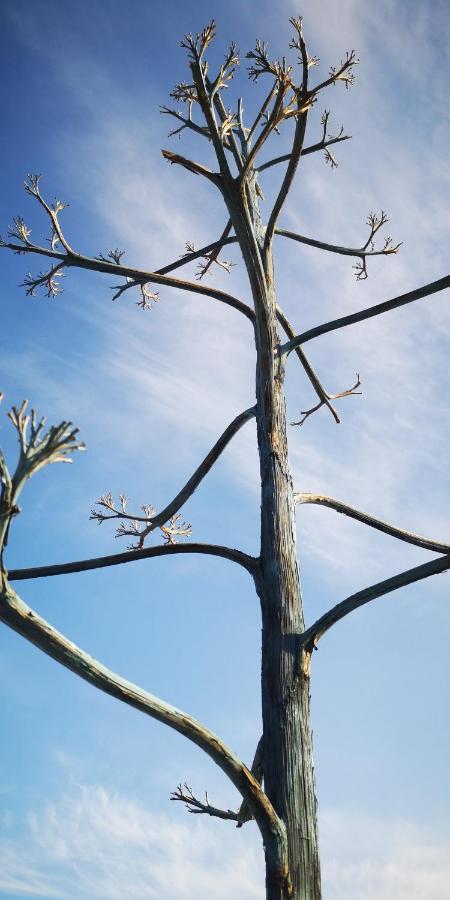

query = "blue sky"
[[1, 0, 449, 897]]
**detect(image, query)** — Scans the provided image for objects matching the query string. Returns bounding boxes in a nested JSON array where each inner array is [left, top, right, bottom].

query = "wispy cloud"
[[2, 784, 450, 899]]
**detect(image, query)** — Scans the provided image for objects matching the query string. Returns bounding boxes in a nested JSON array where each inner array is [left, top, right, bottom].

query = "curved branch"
[[0, 580, 286, 859], [295, 493, 450, 555], [301, 555, 450, 650], [283, 276, 450, 351], [128, 406, 256, 545], [8, 541, 258, 582], [0, 240, 255, 322], [275, 226, 400, 273]]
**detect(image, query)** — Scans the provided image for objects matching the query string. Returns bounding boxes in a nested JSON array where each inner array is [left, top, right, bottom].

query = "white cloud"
[[0, 784, 264, 899], [2, 785, 450, 899], [321, 809, 450, 900]]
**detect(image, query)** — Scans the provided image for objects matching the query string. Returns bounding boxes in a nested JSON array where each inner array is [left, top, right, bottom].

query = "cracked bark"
[[224, 175, 320, 898]]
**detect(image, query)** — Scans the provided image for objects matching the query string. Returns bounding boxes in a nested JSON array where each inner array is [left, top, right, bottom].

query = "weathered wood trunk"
[[226, 179, 321, 898]]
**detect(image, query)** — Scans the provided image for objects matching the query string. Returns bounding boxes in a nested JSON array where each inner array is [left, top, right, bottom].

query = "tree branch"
[[161, 149, 222, 186], [171, 783, 240, 822], [8, 541, 258, 582], [154, 232, 237, 278], [263, 20, 310, 251], [281, 276, 450, 352], [275, 213, 401, 280], [276, 306, 361, 425], [295, 493, 450, 555], [89, 406, 256, 549], [301, 555, 450, 650], [0, 238, 255, 322], [256, 132, 351, 174], [0, 578, 285, 855]]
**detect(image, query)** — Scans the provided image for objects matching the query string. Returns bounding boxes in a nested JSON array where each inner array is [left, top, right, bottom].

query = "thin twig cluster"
[[90, 493, 192, 550]]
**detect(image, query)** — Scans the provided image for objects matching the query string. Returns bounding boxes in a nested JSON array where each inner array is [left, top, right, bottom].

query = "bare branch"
[[192, 219, 234, 280], [255, 128, 352, 173], [171, 783, 240, 822], [295, 493, 450, 555], [89, 406, 256, 549], [263, 20, 310, 251], [0, 578, 286, 863], [282, 276, 450, 351], [276, 306, 361, 425], [247, 83, 277, 145], [0, 235, 255, 322], [23, 173, 78, 256], [275, 212, 401, 280], [291, 374, 361, 427], [160, 105, 210, 140], [155, 232, 238, 278], [161, 149, 222, 186], [0, 398, 84, 560], [300, 555, 450, 650], [309, 49, 359, 96], [21, 262, 66, 298], [180, 20, 216, 62], [8, 542, 258, 582]]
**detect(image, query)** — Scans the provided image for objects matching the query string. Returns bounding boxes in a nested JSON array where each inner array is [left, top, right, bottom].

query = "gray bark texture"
[[226, 185, 321, 898]]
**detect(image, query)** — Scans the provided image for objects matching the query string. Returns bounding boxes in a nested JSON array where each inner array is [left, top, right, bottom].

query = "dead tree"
[[1, 19, 449, 900]]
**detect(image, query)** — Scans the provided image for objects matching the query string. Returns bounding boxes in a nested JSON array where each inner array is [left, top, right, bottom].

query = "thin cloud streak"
[[2, 784, 450, 899]]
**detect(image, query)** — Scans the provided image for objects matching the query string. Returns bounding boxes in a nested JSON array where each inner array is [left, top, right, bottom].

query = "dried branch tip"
[[247, 40, 292, 84], [291, 374, 362, 426], [90, 494, 191, 551], [181, 20, 216, 61], [171, 783, 239, 822], [183, 240, 235, 280], [328, 50, 359, 88], [21, 264, 65, 298], [353, 211, 401, 280]]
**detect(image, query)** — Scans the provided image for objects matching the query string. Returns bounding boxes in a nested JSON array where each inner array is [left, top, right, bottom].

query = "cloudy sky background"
[[1, 0, 449, 897]]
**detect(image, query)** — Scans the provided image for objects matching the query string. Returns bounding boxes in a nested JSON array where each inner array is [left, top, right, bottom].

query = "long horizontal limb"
[[8, 541, 258, 582], [1, 237, 255, 322], [295, 493, 450, 555], [282, 276, 450, 352]]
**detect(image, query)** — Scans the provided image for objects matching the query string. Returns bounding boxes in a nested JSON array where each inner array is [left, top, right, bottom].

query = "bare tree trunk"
[[226, 178, 321, 898], [255, 292, 321, 899]]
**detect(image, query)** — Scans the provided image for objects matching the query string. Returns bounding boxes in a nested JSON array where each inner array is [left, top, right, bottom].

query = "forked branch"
[[171, 783, 240, 822], [291, 374, 361, 427], [1, 227, 254, 322], [276, 306, 361, 425], [276, 210, 401, 281], [89, 406, 256, 549]]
